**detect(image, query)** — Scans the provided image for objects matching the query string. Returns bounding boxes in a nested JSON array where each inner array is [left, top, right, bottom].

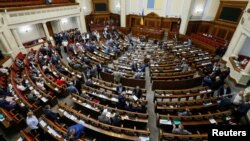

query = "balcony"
[[0, 0, 76, 10], [0, 1, 79, 25]]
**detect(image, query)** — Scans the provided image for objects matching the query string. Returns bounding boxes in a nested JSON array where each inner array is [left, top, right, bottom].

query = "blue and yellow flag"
[[140, 9, 144, 25]]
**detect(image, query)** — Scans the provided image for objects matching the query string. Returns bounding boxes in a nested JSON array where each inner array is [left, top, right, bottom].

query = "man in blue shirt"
[[66, 84, 79, 95], [66, 123, 85, 140]]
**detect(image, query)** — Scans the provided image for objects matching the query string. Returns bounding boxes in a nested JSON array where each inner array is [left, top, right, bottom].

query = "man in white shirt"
[[26, 111, 45, 140], [232, 91, 244, 105]]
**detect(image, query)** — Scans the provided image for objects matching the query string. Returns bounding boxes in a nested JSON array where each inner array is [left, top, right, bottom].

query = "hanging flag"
[[140, 9, 144, 25]]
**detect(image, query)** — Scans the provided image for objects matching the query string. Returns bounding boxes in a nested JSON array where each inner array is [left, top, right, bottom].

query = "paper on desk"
[[139, 136, 149, 141], [20, 103, 25, 107], [70, 115, 77, 121], [226, 117, 231, 121], [64, 111, 71, 118], [209, 118, 217, 124], [39, 120, 47, 127], [159, 119, 172, 125], [111, 97, 118, 102], [58, 108, 64, 113], [41, 97, 48, 102], [132, 95, 138, 101], [199, 90, 206, 93], [72, 97, 77, 101], [207, 89, 212, 93], [127, 90, 132, 94], [17, 137, 23, 141], [79, 120, 85, 125], [121, 115, 129, 120], [203, 102, 212, 106]]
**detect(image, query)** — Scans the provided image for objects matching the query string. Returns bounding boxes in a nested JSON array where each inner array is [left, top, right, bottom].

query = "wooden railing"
[[229, 56, 241, 73]]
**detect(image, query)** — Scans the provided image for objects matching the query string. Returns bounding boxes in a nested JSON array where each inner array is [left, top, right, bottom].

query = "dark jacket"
[[132, 88, 142, 99], [218, 86, 231, 96], [116, 86, 126, 94], [111, 116, 121, 126], [43, 109, 59, 121]]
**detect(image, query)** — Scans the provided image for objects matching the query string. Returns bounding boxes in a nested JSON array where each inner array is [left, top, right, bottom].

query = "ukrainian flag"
[[147, 0, 163, 9], [140, 9, 144, 26]]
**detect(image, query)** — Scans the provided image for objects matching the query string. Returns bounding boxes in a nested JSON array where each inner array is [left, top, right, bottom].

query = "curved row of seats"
[[58, 102, 150, 141]]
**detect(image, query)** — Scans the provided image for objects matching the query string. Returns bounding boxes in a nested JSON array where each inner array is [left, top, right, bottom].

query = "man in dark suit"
[[116, 83, 126, 95], [132, 86, 142, 99], [131, 62, 138, 72], [96, 63, 102, 79], [118, 93, 126, 108], [111, 113, 121, 126], [211, 76, 223, 91], [0, 96, 16, 110], [73, 76, 82, 92], [218, 83, 231, 96], [43, 104, 61, 121]]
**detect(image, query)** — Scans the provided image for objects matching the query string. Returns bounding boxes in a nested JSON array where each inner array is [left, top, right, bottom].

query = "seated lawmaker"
[[0, 96, 16, 110], [210, 76, 223, 91], [118, 92, 126, 108], [139, 63, 147, 72], [202, 74, 212, 87], [56, 76, 66, 87], [131, 61, 138, 72], [43, 104, 61, 121], [111, 113, 121, 126], [98, 110, 111, 124], [178, 108, 192, 116], [132, 86, 142, 99], [172, 124, 192, 135], [116, 83, 126, 95]]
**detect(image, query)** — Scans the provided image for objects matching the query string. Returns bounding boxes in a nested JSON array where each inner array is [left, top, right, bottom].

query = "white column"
[[120, 0, 126, 27], [76, 16, 83, 33], [75, 0, 87, 33], [58, 20, 64, 32], [179, 0, 195, 35], [232, 33, 247, 56], [42, 22, 50, 40], [162, 0, 168, 17], [79, 13, 87, 32], [2, 29, 20, 57], [42, 22, 55, 46], [0, 32, 12, 54], [222, 25, 242, 61]]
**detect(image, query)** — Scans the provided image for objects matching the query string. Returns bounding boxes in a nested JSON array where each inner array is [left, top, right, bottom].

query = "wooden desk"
[[72, 94, 148, 124], [39, 115, 66, 141], [131, 27, 164, 40], [160, 130, 208, 141], [152, 77, 203, 90]]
